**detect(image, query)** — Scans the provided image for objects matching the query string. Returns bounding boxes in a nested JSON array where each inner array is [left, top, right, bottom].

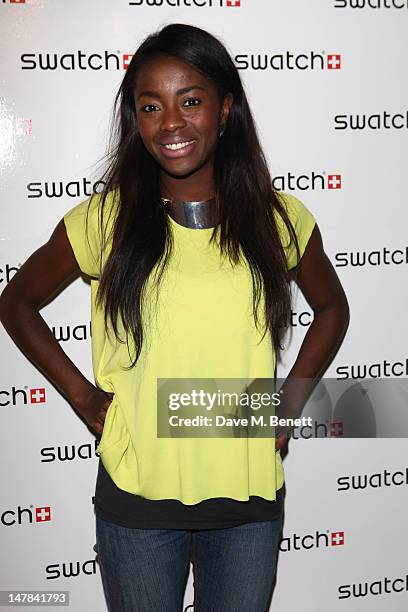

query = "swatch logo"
[[338, 572, 408, 600], [1, 505, 51, 526], [338, 467, 408, 491], [334, 110, 408, 130], [41, 440, 99, 463], [288, 419, 344, 440], [46, 558, 97, 580], [27, 178, 104, 199], [2, 0, 26, 3], [334, 0, 407, 9], [336, 358, 408, 380], [235, 51, 342, 71], [0, 386, 47, 406], [273, 172, 342, 191], [129, 0, 241, 6], [335, 246, 408, 268], [280, 529, 345, 552], [21, 51, 133, 71]]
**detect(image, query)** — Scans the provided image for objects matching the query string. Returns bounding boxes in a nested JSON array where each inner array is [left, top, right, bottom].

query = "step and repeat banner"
[[1, 1, 407, 610]]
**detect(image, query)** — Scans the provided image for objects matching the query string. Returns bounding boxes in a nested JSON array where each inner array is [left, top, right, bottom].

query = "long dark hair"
[[90, 23, 300, 369]]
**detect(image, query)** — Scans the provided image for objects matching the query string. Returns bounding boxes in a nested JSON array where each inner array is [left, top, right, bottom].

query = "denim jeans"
[[94, 514, 283, 612]]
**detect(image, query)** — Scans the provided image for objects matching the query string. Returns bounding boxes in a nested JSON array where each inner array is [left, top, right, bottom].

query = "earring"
[[219, 124, 225, 137]]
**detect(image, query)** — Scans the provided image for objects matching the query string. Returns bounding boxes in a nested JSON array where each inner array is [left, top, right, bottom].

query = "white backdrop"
[[1, 1, 408, 610]]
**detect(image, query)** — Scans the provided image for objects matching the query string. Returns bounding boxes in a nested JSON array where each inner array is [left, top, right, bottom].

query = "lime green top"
[[63, 190, 316, 505]]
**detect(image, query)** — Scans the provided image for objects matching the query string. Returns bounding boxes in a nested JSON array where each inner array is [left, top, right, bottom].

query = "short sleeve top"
[[63, 190, 316, 506]]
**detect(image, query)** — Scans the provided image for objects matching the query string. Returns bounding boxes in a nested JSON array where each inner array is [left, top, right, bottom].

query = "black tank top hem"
[[94, 457, 284, 530]]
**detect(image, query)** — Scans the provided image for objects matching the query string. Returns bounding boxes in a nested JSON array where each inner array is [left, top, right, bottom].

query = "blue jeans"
[[94, 515, 282, 612]]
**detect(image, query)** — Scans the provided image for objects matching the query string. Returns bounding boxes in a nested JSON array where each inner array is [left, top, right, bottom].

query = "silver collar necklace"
[[161, 196, 219, 230]]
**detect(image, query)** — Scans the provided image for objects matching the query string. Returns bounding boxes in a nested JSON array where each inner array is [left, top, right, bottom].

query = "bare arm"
[[0, 220, 112, 434], [276, 223, 350, 446], [287, 223, 350, 378]]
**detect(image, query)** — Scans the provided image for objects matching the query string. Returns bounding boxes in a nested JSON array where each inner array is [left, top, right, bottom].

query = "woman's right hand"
[[75, 387, 115, 436]]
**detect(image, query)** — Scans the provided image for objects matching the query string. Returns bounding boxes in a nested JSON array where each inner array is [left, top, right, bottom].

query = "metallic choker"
[[161, 197, 219, 230]]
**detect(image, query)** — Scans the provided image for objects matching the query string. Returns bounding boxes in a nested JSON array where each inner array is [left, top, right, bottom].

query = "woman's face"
[[134, 55, 233, 181]]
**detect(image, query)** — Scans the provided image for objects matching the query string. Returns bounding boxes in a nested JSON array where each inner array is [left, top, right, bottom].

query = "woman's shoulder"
[[274, 190, 316, 229], [275, 190, 313, 218], [273, 191, 317, 270], [62, 187, 120, 278], [64, 187, 119, 222]]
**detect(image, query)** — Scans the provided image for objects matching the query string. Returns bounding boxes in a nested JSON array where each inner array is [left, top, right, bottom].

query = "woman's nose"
[[160, 105, 187, 132]]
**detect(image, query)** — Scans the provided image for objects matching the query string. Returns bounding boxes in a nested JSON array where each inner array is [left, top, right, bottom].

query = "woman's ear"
[[219, 93, 234, 133]]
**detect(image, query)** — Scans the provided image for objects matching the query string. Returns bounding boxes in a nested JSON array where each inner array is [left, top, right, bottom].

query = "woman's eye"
[[183, 97, 201, 107], [140, 104, 159, 113]]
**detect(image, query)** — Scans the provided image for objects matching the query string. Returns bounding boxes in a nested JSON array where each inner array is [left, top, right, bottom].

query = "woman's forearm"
[[0, 299, 96, 409], [276, 298, 350, 432], [287, 299, 350, 380]]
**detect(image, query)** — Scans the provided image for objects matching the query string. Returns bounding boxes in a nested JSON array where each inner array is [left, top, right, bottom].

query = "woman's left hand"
[[275, 431, 288, 451]]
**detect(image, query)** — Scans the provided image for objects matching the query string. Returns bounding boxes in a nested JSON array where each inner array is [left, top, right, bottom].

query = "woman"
[[0, 23, 349, 612]]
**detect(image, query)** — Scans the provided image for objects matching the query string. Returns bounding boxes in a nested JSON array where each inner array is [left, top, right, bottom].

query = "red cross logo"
[[36, 506, 51, 522], [330, 421, 343, 437], [123, 54, 133, 70], [327, 174, 342, 189], [327, 54, 341, 70], [30, 388, 46, 403], [331, 531, 344, 546]]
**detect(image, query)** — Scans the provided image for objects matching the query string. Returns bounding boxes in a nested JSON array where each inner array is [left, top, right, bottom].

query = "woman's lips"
[[159, 140, 197, 159]]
